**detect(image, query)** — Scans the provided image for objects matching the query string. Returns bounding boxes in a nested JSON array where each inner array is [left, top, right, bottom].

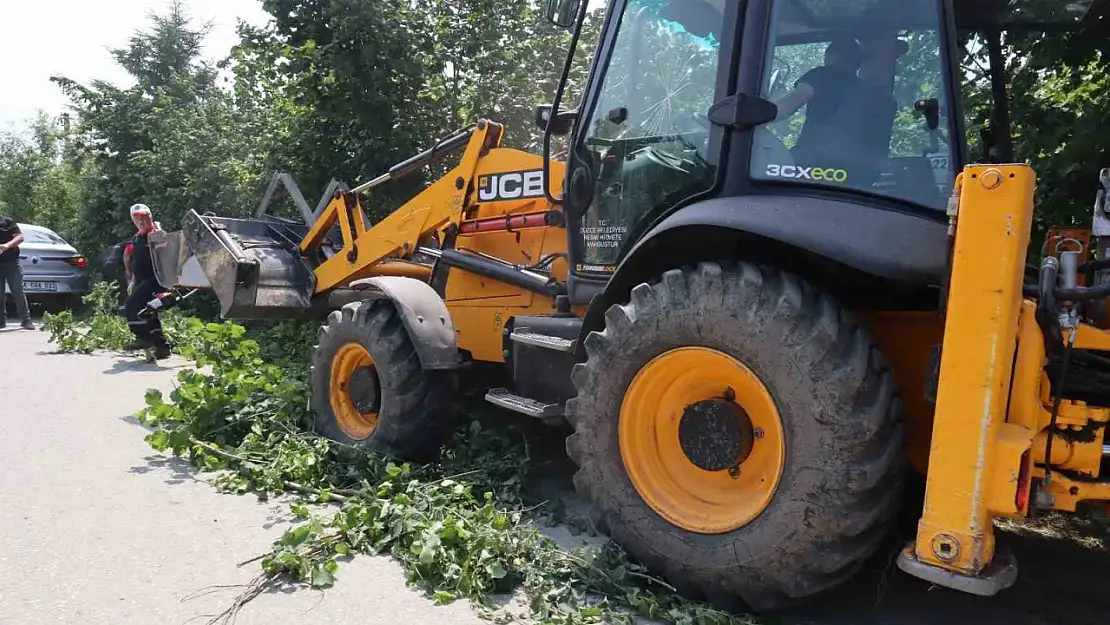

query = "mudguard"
[[347, 276, 459, 370], [627, 194, 948, 285], [576, 194, 948, 348]]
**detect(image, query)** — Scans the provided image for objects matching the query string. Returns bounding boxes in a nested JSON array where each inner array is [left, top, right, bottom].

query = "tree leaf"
[[486, 561, 507, 580]]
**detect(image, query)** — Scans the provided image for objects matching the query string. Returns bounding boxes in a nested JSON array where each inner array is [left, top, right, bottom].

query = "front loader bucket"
[[148, 209, 317, 319]]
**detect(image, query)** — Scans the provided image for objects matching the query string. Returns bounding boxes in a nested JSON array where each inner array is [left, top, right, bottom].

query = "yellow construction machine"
[[150, 0, 1110, 613]]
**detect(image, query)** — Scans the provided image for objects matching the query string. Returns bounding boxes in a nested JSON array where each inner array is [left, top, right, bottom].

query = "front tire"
[[565, 262, 904, 611], [311, 299, 456, 462]]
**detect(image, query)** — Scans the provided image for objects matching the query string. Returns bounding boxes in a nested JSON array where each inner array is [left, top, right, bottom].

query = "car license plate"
[[24, 281, 58, 292]]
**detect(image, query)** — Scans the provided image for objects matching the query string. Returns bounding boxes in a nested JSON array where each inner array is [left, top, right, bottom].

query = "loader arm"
[[303, 121, 504, 294], [147, 118, 570, 320]]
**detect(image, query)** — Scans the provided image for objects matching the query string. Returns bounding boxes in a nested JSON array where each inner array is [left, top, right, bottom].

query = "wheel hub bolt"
[[728, 466, 740, 479], [754, 427, 764, 439], [723, 387, 736, 402]]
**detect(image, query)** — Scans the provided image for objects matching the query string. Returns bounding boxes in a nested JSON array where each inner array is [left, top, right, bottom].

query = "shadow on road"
[[104, 358, 183, 374], [120, 414, 155, 431], [263, 507, 296, 530], [129, 453, 208, 486], [779, 519, 1110, 625], [263, 578, 303, 596]]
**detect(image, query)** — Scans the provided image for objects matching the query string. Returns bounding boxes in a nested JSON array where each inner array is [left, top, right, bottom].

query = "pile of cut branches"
[[47, 283, 755, 625]]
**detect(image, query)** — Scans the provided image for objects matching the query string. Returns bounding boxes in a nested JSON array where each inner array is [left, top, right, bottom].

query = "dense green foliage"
[[3, 1, 1108, 264], [42, 281, 134, 353], [0, 0, 599, 262]]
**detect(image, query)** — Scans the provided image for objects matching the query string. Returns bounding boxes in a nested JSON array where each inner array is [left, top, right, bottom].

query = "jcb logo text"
[[479, 170, 545, 202]]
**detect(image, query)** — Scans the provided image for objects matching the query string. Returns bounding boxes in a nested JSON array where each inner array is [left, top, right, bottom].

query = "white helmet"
[[129, 203, 152, 216]]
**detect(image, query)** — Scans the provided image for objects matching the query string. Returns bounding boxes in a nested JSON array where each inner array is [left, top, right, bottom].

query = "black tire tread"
[[311, 299, 456, 463], [565, 261, 904, 612]]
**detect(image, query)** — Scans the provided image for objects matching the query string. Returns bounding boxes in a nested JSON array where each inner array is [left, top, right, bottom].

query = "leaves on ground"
[[45, 291, 757, 625]]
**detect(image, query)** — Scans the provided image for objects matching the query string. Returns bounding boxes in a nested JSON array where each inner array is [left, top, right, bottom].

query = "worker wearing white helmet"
[[129, 203, 162, 230], [122, 203, 170, 358]]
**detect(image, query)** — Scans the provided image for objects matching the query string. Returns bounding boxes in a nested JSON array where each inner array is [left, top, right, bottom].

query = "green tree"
[[0, 113, 84, 240], [244, 0, 602, 218], [959, 6, 1110, 237], [51, 0, 272, 257], [0, 0, 605, 263], [253, 0, 441, 211]]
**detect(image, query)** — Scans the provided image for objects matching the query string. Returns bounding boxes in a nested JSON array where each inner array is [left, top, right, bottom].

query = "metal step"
[[509, 330, 575, 353], [485, 388, 563, 419]]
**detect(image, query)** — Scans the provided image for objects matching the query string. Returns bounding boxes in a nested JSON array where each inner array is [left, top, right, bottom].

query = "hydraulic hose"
[[1042, 329, 1076, 485], [1023, 279, 1110, 302], [1034, 257, 1064, 353], [1079, 258, 1110, 273], [1049, 282, 1110, 301]]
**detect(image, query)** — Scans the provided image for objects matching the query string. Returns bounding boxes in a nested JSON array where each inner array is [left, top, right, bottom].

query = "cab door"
[[562, 0, 744, 303]]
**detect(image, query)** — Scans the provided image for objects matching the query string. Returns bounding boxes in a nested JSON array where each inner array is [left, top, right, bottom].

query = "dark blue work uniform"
[[125, 232, 168, 348], [790, 65, 859, 165]]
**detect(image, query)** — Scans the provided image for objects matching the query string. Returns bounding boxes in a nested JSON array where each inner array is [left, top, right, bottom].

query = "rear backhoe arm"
[[897, 165, 1110, 594], [302, 121, 505, 293]]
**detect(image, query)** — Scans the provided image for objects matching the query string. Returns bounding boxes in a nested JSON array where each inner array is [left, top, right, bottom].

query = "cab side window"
[[762, 42, 831, 150], [751, 0, 954, 212]]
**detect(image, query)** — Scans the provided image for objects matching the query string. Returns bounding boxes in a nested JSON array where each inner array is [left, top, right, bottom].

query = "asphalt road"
[[2, 320, 1108, 625], [0, 323, 491, 625]]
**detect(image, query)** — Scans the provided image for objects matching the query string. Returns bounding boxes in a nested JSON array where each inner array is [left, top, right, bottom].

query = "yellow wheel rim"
[[330, 342, 379, 440], [619, 347, 786, 534]]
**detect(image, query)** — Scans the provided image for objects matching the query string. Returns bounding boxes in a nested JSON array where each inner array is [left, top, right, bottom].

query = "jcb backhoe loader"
[[149, 0, 1110, 612]]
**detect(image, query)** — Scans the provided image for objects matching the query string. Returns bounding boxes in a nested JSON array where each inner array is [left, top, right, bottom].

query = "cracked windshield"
[[576, 0, 725, 270], [753, 0, 955, 210]]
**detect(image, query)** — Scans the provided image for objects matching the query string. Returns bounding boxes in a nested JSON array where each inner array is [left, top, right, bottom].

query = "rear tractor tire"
[[566, 262, 905, 612], [311, 299, 457, 463]]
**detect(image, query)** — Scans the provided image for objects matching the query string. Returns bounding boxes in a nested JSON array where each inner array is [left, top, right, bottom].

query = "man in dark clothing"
[[830, 36, 906, 183], [122, 204, 171, 359], [0, 215, 35, 330], [772, 35, 863, 165]]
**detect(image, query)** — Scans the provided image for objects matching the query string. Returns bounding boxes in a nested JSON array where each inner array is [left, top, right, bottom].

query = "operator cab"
[[543, 0, 1100, 301], [550, 0, 960, 278]]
